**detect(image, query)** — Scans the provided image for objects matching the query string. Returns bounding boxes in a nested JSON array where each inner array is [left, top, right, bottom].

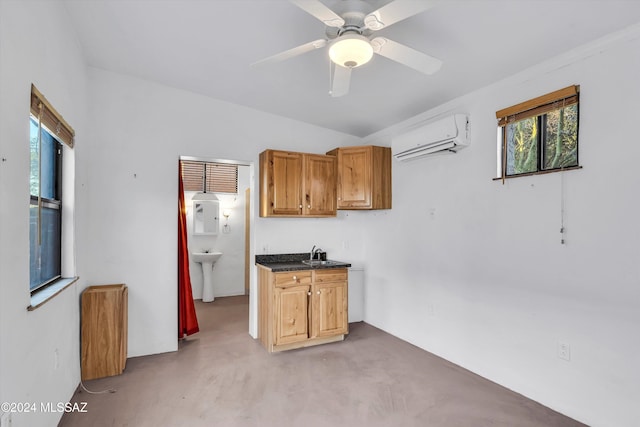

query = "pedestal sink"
[[192, 252, 222, 302]]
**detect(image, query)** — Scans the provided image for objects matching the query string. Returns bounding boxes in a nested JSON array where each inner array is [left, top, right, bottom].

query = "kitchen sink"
[[302, 260, 341, 267]]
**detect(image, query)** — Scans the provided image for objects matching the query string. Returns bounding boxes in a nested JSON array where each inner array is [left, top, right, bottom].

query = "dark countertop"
[[255, 253, 351, 272]]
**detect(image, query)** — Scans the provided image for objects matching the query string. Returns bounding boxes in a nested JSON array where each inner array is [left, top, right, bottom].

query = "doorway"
[[178, 156, 254, 335]]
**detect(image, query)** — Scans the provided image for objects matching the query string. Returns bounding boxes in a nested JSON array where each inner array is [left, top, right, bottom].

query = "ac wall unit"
[[392, 114, 469, 161]]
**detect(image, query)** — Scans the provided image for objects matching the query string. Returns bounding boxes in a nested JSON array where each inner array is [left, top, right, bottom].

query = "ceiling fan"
[[252, 0, 442, 97]]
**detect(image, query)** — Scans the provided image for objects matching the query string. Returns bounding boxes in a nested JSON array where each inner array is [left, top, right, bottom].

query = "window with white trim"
[[29, 85, 74, 295]]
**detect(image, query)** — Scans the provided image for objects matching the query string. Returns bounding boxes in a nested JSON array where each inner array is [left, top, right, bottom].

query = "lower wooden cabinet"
[[258, 267, 348, 352], [274, 284, 311, 345], [81, 284, 128, 380], [314, 281, 349, 338]]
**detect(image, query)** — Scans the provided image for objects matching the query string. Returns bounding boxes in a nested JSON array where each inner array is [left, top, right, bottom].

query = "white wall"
[[83, 67, 362, 357], [0, 1, 88, 426], [3, 3, 636, 426], [361, 26, 640, 427], [186, 164, 251, 299]]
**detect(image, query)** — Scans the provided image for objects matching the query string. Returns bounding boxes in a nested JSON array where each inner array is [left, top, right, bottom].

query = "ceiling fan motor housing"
[[324, 1, 376, 68]]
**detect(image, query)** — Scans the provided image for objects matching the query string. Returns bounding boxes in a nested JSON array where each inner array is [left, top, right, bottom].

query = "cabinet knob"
[[299, 204, 303, 209], [316, 290, 321, 295], [307, 291, 312, 296], [292, 275, 297, 281], [307, 205, 311, 209]]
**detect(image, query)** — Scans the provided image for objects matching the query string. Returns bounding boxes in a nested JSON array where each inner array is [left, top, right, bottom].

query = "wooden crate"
[[81, 284, 128, 380]]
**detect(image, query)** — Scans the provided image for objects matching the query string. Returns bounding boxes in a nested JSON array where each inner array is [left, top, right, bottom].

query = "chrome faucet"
[[311, 245, 323, 261]]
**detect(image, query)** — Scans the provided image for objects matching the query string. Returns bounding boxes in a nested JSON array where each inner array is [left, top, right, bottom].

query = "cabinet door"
[[274, 285, 310, 345], [261, 150, 303, 216], [336, 147, 372, 208], [312, 282, 348, 338], [303, 154, 336, 216]]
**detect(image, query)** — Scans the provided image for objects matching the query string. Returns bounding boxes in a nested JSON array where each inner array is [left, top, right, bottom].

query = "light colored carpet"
[[60, 295, 585, 427]]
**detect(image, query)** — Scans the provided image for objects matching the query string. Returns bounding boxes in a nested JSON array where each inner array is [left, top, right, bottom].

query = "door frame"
[[179, 155, 257, 337]]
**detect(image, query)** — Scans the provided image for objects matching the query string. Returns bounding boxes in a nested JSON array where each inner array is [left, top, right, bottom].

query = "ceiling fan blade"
[[251, 39, 327, 67], [371, 37, 442, 75], [289, 0, 345, 27], [330, 64, 351, 97], [364, 0, 438, 30]]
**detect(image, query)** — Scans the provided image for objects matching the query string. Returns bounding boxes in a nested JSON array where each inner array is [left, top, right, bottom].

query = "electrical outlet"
[[426, 303, 435, 316], [558, 342, 571, 361]]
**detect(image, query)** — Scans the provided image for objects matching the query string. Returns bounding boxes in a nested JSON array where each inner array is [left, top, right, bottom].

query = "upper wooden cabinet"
[[260, 149, 336, 217], [326, 145, 392, 210], [260, 150, 302, 216], [304, 154, 337, 216]]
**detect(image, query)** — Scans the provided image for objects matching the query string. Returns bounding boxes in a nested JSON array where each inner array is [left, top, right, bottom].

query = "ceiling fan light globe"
[[329, 34, 373, 68]]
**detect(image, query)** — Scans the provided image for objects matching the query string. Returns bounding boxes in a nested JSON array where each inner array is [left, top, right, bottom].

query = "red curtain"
[[178, 161, 199, 338]]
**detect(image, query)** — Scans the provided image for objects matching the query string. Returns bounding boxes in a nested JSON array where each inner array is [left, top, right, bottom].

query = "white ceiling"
[[62, 0, 640, 137]]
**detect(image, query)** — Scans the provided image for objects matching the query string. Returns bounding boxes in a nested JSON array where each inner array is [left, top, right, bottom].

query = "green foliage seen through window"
[[505, 104, 578, 176]]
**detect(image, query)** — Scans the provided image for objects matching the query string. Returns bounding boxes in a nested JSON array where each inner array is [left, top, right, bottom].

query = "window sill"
[[492, 165, 582, 181], [28, 277, 79, 311]]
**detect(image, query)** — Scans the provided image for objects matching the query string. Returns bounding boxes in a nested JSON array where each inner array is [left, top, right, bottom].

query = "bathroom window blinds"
[[180, 160, 238, 194]]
